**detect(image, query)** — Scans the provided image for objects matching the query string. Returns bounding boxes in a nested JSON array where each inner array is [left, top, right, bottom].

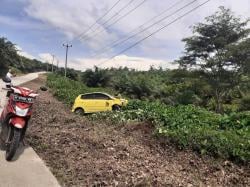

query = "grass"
[[46, 73, 114, 105], [47, 74, 250, 163]]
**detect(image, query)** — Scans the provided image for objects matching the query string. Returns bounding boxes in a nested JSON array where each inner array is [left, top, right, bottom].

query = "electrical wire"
[[92, 0, 197, 58], [74, 0, 123, 41], [91, 0, 184, 57], [86, 0, 148, 41], [79, 0, 135, 41], [97, 0, 212, 67]]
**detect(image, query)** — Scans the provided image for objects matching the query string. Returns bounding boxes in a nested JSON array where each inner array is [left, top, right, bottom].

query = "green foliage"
[[56, 67, 80, 81], [0, 37, 19, 75], [113, 72, 156, 99], [179, 7, 250, 113], [239, 95, 250, 111], [81, 68, 215, 107], [0, 37, 47, 76], [46, 74, 113, 105], [45, 7, 250, 163], [79, 66, 249, 112], [47, 74, 250, 162], [19, 58, 47, 73], [81, 66, 111, 87], [91, 100, 250, 163]]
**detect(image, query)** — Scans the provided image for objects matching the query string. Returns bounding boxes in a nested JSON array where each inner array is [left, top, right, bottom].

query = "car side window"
[[81, 94, 94, 99], [93, 93, 111, 100]]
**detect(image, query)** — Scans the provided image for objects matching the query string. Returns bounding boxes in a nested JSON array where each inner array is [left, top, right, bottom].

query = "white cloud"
[[21, 0, 250, 69], [0, 15, 48, 30], [38, 53, 53, 63], [38, 53, 61, 68], [16, 46, 36, 59], [23, 0, 250, 54], [68, 55, 177, 71], [24, 0, 117, 50]]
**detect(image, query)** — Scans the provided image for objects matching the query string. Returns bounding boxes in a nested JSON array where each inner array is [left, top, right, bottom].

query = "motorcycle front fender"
[[9, 117, 26, 129]]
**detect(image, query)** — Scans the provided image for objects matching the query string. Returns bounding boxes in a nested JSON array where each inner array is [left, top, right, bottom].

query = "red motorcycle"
[[0, 78, 46, 161]]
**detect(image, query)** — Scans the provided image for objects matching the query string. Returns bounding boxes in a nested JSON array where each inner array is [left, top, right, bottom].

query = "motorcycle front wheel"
[[5, 126, 21, 161]]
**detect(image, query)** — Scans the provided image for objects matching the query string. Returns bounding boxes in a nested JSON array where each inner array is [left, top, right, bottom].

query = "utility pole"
[[57, 59, 59, 72], [51, 54, 55, 73], [63, 43, 72, 77], [46, 61, 49, 72], [51, 55, 55, 73]]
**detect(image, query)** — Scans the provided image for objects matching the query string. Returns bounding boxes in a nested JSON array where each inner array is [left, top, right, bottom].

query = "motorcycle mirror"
[[40, 86, 48, 91]]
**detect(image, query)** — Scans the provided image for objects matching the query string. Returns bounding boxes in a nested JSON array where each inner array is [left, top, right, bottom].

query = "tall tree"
[[81, 66, 111, 87], [179, 7, 250, 113], [0, 37, 19, 75]]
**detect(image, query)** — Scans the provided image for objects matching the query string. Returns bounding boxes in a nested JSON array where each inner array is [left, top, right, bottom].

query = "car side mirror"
[[40, 86, 48, 91]]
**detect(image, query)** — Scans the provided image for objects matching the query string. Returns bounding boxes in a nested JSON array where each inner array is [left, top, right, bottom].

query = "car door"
[[93, 93, 112, 112], [80, 94, 95, 113]]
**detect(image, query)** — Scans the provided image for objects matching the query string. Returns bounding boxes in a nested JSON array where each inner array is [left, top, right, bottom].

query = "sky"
[[0, 0, 249, 71]]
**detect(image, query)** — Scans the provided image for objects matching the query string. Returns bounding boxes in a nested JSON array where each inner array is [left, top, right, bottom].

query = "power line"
[[85, 0, 148, 41], [98, 0, 212, 67], [92, 0, 194, 58], [79, 0, 135, 41], [92, 0, 183, 57], [74, 0, 123, 41]]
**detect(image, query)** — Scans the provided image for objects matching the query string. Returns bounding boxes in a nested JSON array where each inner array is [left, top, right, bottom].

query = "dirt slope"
[[23, 76, 249, 186]]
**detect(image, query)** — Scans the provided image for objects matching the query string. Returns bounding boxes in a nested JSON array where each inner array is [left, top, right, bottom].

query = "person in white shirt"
[[6, 69, 13, 80], [0, 69, 15, 109]]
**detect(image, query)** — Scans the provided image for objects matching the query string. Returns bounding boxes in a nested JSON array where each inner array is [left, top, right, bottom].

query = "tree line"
[[79, 7, 250, 113], [2, 7, 249, 113], [0, 37, 48, 76]]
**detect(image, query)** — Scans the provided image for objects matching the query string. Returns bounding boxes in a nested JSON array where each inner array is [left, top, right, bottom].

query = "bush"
[[47, 74, 250, 163], [239, 95, 250, 111], [46, 73, 113, 105], [92, 100, 250, 163]]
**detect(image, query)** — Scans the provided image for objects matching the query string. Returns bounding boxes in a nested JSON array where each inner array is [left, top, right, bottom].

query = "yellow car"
[[72, 92, 128, 114]]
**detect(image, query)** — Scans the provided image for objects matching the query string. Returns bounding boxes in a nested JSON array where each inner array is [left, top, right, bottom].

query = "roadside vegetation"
[[0, 36, 80, 79], [47, 74, 114, 105], [79, 7, 250, 114], [28, 76, 250, 186], [92, 101, 250, 163], [47, 74, 250, 163], [0, 37, 48, 76], [46, 7, 250, 163]]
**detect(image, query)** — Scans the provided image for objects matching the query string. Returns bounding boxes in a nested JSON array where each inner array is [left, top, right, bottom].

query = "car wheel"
[[74, 108, 84, 115], [112, 105, 121, 111]]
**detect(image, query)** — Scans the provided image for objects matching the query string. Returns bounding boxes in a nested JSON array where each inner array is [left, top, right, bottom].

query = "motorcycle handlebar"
[[2, 86, 47, 95], [2, 87, 11, 91]]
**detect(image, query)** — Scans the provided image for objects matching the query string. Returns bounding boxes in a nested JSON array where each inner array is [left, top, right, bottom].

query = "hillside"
[[0, 37, 47, 76], [24, 76, 249, 186]]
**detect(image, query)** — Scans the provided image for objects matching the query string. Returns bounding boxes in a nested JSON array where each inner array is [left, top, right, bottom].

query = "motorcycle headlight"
[[15, 106, 29, 117]]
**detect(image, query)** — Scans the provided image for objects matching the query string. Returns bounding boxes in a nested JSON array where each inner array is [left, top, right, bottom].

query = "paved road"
[[0, 72, 60, 187]]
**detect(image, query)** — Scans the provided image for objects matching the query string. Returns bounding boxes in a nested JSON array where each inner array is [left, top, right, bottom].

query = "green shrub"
[[223, 104, 239, 114], [46, 74, 113, 105], [239, 95, 250, 111], [91, 100, 250, 163], [47, 74, 250, 163]]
